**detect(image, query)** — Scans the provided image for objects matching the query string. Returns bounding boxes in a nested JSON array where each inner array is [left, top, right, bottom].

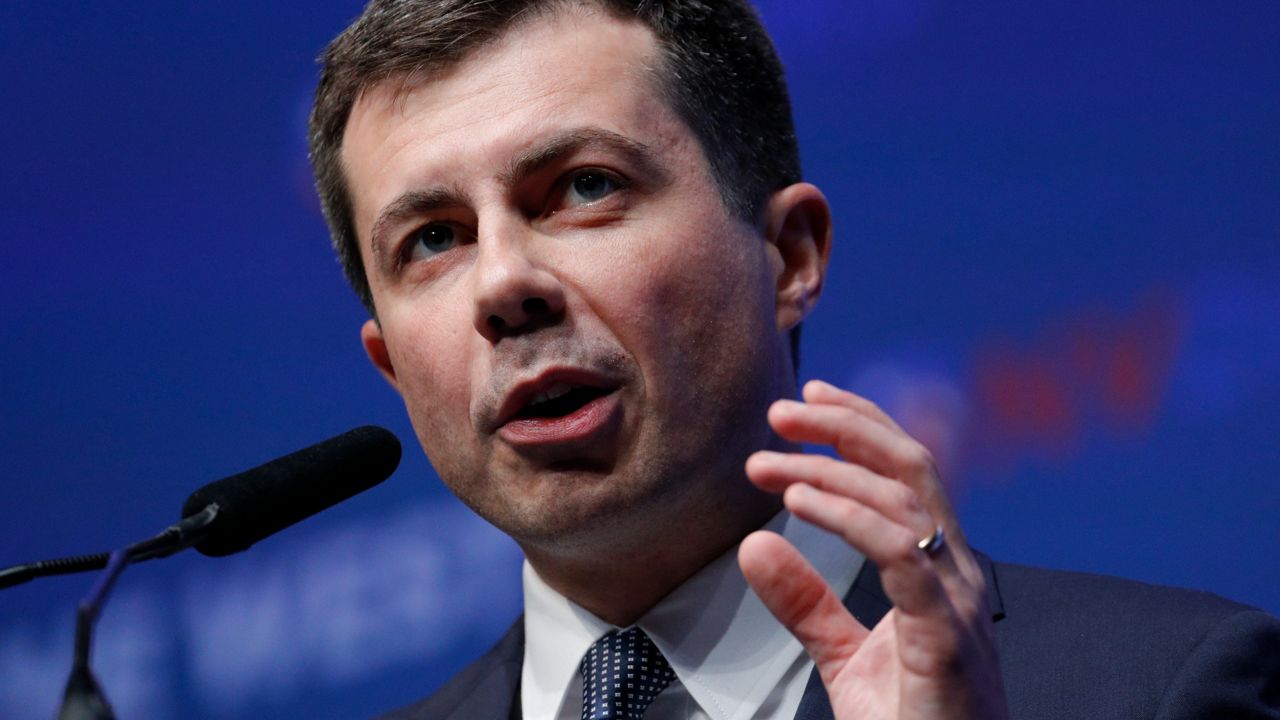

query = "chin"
[[464, 464, 685, 553]]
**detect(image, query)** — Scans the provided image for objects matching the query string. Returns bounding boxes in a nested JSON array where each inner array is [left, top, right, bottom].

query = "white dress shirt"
[[520, 510, 865, 720]]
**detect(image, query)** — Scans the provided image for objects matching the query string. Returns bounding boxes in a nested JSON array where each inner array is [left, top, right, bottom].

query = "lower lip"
[[498, 391, 621, 447]]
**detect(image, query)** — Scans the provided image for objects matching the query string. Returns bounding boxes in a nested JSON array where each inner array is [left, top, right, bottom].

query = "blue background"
[[2, 1, 1277, 717]]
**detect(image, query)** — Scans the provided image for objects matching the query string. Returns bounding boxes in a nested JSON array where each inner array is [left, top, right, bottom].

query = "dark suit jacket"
[[378, 555, 1280, 719]]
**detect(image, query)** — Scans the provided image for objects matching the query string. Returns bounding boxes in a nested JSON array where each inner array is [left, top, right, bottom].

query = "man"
[[307, 1, 1280, 718]]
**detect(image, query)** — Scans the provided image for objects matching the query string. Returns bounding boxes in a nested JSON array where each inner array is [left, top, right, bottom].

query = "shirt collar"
[[521, 557, 612, 719], [521, 510, 864, 720]]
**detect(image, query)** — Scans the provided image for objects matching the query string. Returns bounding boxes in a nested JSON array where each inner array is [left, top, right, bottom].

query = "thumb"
[[739, 530, 870, 685]]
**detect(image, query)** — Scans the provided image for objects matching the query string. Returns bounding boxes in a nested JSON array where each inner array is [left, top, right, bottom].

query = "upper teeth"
[[529, 383, 573, 405]]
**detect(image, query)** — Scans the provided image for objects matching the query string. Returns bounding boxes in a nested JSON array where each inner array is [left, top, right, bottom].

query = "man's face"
[[342, 9, 795, 550]]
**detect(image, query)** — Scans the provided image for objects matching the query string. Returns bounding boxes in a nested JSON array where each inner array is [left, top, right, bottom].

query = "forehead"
[[339, 8, 688, 236]]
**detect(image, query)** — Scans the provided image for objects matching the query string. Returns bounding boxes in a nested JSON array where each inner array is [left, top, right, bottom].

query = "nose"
[[470, 224, 566, 342]]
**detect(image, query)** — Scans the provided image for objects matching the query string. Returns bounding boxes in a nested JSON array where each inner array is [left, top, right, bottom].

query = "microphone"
[[181, 424, 401, 556], [0, 425, 401, 589], [48, 425, 401, 719]]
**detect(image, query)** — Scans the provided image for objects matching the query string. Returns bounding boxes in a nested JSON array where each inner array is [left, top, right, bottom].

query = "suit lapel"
[[792, 553, 1005, 720], [442, 620, 525, 720]]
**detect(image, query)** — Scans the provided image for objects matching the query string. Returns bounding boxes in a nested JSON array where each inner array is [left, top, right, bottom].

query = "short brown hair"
[[308, 0, 802, 318]]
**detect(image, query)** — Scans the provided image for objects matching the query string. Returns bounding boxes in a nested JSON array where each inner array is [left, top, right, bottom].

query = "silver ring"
[[916, 525, 946, 556]]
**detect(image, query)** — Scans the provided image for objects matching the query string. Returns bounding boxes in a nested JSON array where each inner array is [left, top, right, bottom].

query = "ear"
[[761, 182, 832, 332], [361, 318, 400, 391]]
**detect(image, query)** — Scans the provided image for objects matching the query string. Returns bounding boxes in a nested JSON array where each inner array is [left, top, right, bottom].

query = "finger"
[[802, 379, 901, 432], [746, 450, 932, 532], [769, 400, 927, 482], [771, 396, 981, 587], [782, 483, 953, 618], [748, 444, 969, 589], [768, 399, 963, 546], [738, 530, 869, 684], [754, 449, 973, 599]]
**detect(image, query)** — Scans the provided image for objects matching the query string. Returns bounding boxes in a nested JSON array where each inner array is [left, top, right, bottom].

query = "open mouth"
[[493, 369, 624, 446], [513, 383, 612, 420]]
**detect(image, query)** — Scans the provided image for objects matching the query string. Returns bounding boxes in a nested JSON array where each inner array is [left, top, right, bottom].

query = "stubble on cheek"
[[638, 207, 784, 475], [384, 320, 486, 497]]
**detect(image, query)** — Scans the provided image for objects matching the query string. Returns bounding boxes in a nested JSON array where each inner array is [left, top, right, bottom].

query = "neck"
[[522, 481, 783, 626]]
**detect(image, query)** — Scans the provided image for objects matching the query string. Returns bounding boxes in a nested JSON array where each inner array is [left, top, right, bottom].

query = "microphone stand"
[[55, 505, 220, 720], [59, 548, 126, 720]]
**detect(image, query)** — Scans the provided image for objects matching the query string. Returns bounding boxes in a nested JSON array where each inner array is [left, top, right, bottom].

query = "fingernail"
[[787, 483, 815, 500], [752, 450, 783, 464], [808, 379, 837, 393]]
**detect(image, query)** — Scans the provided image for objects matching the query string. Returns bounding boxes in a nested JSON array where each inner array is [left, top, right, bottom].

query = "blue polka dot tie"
[[579, 627, 676, 720]]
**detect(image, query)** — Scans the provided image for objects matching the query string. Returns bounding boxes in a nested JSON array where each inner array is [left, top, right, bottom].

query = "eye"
[[406, 222, 460, 260], [564, 170, 622, 206]]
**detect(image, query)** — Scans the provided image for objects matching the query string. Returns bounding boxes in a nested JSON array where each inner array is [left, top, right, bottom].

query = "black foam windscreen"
[[180, 425, 401, 557]]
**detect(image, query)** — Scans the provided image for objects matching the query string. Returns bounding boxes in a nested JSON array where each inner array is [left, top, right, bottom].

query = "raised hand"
[[739, 380, 1009, 719]]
